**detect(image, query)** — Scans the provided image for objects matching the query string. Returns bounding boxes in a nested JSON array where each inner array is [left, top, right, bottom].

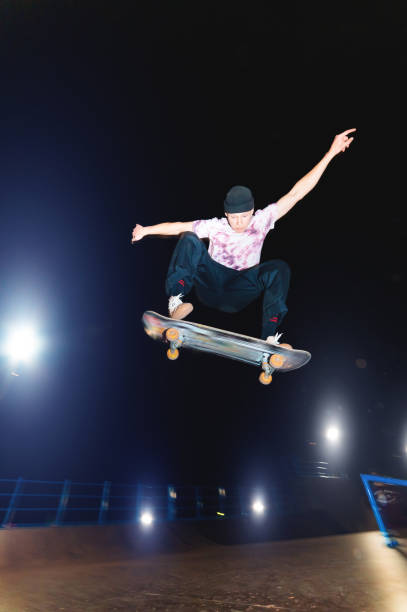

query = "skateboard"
[[142, 311, 311, 385]]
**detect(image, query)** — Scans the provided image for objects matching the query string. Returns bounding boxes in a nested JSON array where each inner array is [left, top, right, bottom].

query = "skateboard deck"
[[142, 311, 311, 385]]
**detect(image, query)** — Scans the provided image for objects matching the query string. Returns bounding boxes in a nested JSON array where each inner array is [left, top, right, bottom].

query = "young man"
[[132, 129, 355, 346]]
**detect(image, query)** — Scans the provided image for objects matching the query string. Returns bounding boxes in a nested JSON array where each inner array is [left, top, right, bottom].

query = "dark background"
[[0, 1, 406, 486]]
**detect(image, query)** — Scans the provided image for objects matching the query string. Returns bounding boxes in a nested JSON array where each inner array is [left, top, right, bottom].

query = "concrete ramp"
[[1, 530, 407, 611], [0, 501, 377, 571], [0, 522, 206, 570]]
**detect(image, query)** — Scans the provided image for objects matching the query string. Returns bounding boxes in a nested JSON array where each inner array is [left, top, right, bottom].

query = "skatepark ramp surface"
[[0, 503, 377, 572], [0, 521, 216, 570], [1, 528, 407, 611]]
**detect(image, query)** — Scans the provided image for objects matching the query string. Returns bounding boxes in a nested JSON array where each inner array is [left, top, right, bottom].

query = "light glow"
[[140, 511, 153, 526], [326, 425, 340, 443], [3, 325, 41, 363], [252, 499, 265, 514]]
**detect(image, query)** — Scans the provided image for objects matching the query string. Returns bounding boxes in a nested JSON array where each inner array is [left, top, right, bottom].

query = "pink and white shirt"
[[192, 203, 278, 271]]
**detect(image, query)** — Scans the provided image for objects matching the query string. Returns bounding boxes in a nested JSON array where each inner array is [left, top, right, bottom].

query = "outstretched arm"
[[275, 128, 356, 221], [131, 221, 194, 242]]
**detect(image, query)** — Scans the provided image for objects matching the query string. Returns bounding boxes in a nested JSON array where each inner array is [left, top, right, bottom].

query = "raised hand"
[[131, 224, 145, 242], [328, 128, 356, 157]]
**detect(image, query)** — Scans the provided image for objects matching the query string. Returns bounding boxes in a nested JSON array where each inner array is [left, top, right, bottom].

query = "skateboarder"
[[132, 129, 355, 345]]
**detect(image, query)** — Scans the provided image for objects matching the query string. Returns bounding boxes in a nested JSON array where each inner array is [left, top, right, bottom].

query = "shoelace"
[[168, 293, 184, 314], [267, 332, 283, 345]]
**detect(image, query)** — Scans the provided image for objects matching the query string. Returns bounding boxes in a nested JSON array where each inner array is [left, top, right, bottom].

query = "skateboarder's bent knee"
[[259, 260, 291, 286], [178, 231, 200, 243]]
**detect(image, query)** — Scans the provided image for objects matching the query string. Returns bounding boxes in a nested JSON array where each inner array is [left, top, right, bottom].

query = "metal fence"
[[0, 478, 255, 527], [0, 458, 348, 528], [360, 473, 407, 548]]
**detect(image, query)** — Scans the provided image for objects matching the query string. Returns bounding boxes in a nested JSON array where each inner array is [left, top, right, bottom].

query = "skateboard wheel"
[[166, 328, 180, 342], [259, 371, 272, 385], [269, 353, 285, 368], [167, 348, 179, 360], [279, 343, 292, 350]]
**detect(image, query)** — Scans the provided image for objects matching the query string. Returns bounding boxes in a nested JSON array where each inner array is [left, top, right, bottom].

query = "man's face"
[[225, 209, 254, 233]]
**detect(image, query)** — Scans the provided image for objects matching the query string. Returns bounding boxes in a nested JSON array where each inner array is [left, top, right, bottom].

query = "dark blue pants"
[[166, 232, 290, 339]]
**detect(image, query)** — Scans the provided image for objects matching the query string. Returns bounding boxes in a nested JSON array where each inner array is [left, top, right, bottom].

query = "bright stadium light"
[[3, 324, 41, 364], [326, 425, 341, 444], [140, 510, 154, 527], [252, 499, 265, 515]]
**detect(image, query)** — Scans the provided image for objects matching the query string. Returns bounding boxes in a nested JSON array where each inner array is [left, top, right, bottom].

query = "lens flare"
[[140, 511, 153, 526], [3, 325, 40, 363], [326, 425, 340, 443], [252, 499, 265, 514]]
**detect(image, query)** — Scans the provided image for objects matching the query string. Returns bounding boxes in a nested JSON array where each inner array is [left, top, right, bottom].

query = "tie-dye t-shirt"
[[192, 203, 278, 271]]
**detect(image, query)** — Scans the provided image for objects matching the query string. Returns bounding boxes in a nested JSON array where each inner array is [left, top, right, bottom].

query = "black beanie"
[[224, 185, 254, 213]]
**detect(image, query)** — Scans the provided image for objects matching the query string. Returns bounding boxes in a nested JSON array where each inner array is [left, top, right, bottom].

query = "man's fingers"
[[340, 137, 354, 152], [343, 128, 356, 136]]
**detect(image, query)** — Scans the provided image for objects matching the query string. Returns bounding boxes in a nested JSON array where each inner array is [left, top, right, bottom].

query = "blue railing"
[[360, 473, 407, 548], [292, 458, 348, 479], [0, 478, 252, 528], [0, 459, 348, 528]]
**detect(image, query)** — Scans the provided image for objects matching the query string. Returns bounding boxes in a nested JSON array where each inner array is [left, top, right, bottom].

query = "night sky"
[[0, 1, 406, 487]]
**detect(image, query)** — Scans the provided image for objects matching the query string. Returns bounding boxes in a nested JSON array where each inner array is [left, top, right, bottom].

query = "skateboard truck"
[[165, 328, 183, 360], [259, 352, 274, 385]]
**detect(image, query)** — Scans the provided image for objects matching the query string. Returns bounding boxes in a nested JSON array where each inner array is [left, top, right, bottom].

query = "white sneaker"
[[168, 293, 184, 315], [168, 294, 193, 320], [266, 332, 283, 346]]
